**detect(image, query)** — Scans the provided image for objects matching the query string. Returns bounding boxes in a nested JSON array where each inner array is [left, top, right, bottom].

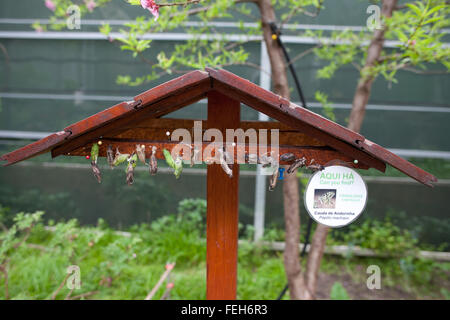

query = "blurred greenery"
[[330, 282, 350, 300], [0, 200, 449, 300]]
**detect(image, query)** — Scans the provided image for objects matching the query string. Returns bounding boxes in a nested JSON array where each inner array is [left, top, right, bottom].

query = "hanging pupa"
[[174, 155, 183, 179], [222, 148, 233, 165], [91, 162, 102, 183], [260, 151, 276, 168], [306, 159, 325, 172], [218, 149, 233, 178], [280, 153, 295, 162], [245, 153, 259, 164], [91, 142, 99, 163], [149, 146, 158, 175], [269, 163, 279, 191], [191, 146, 200, 167], [126, 153, 138, 186], [287, 157, 306, 174], [113, 148, 130, 167], [163, 148, 176, 169], [136, 144, 146, 164], [90, 143, 101, 183], [106, 145, 114, 168]]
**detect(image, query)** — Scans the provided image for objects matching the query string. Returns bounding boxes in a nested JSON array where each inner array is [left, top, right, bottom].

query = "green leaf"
[[127, 0, 141, 5], [406, 3, 423, 17]]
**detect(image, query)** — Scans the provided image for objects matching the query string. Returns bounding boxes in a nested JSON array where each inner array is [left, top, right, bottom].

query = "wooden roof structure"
[[0, 68, 437, 300], [0, 67, 437, 187]]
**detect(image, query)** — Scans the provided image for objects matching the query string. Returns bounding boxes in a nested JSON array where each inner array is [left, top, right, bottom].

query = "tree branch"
[[280, 0, 323, 29], [157, 0, 202, 7], [347, 0, 398, 133]]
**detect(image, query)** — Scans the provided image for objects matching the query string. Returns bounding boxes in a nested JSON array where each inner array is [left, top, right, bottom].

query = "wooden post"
[[206, 91, 240, 300]]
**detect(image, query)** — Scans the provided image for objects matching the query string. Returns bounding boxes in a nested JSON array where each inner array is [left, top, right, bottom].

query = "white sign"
[[304, 166, 368, 228]]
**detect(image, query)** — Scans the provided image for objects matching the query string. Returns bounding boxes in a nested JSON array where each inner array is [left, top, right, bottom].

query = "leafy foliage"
[[311, 0, 449, 83], [330, 282, 350, 300], [37, 0, 325, 87], [0, 203, 449, 299], [315, 90, 336, 122], [328, 217, 418, 255]]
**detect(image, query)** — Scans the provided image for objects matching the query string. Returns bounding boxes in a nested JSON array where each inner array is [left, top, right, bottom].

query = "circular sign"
[[304, 166, 368, 228]]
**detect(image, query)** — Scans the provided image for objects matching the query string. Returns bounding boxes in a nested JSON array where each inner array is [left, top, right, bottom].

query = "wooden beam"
[[206, 91, 240, 300], [66, 140, 369, 169], [111, 118, 325, 147]]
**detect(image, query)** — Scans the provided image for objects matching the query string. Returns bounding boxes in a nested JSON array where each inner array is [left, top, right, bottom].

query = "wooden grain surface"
[[206, 91, 240, 300]]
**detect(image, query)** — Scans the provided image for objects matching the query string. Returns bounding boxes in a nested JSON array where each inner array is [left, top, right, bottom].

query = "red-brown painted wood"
[[51, 83, 209, 158], [0, 130, 70, 166], [0, 67, 437, 187], [207, 67, 387, 173], [206, 91, 240, 300], [66, 140, 369, 169]]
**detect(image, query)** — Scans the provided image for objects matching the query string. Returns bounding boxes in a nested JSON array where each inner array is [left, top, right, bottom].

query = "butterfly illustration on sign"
[[314, 189, 337, 209]]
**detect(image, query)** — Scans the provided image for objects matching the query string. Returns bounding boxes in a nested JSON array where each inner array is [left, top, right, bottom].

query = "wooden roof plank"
[[207, 68, 438, 187], [0, 68, 438, 187], [206, 67, 365, 145], [359, 139, 438, 187], [51, 79, 210, 158], [210, 80, 387, 172], [64, 101, 135, 139], [65, 70, 210, 141], [0, 130, 70, 166], [134, 70, 210, 106]]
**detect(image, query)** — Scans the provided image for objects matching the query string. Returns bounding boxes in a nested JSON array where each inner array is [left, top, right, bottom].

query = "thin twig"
[[70, 290, 99, 300], [145, 263, 175, 300], [51, 273, 70, 300], [280, 0, 323, 30], [230, 4, 259, 21], [13, 226, 33, 249], [64, 287, 74, 300], [351, 61, 362, 72], [241, 61, 271, 76], [160, 285, 174, 300], [211, 39, 259, 56], [157, 0, 202, 7], [395, 4, 408, 10], [27, 243, 48, 251], [171, 5, 210, 17], [284, 45, 320, 68]]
